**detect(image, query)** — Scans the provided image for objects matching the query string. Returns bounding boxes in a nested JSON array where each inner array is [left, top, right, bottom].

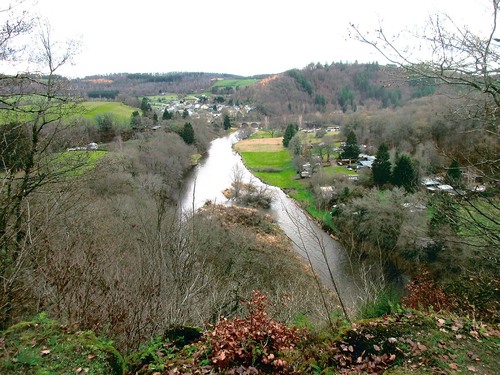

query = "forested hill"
[[71, 71, 265, 98], [71, 62, 439, 117], [232, 62, 439, 116]]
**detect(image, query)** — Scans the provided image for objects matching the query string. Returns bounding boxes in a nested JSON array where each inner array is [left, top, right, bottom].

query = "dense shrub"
[[203, 291, 306, 373]]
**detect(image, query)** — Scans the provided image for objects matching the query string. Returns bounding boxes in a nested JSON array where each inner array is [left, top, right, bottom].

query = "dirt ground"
[[233, 137, 284, 152]]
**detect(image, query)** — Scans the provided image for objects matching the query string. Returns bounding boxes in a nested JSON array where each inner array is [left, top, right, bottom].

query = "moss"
[[1, 313, 124, 375]]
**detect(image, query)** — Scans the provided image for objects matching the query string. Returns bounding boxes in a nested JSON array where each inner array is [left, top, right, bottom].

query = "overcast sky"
[[3, 0, 492, 77]]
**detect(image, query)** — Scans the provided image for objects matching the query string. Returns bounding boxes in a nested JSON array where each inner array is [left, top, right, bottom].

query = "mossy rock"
[[0, 313, 124, 374]]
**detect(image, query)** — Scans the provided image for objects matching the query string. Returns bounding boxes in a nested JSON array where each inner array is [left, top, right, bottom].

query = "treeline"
[[74, 72, 246, 97], [87, 89, 119, 99], [126, 72, 205, 82], [234, 62, 438, 116]]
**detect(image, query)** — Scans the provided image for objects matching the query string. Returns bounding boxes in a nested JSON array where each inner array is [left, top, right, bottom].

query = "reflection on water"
[[179, 131, 361, 310]]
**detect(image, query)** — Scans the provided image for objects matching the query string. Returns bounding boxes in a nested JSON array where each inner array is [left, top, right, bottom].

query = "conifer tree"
[[223, 114, 231, 130], [446, 159, 462, 186], [162, 108, 172, 120], [372, 143, 392, 186], [181, 122, 195, 145], [282, 124, 298, 147], [392, 154, 417, 192], [341, 130, 360, 160], [140, 97, 152, 116]]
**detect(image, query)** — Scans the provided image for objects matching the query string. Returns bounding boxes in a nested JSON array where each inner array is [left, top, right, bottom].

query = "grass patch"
[[3, 310, 497, 375], [458, 196, 499, 236], [48, 150, 108, 177], [329, 165, 358, 176], [239, 151, 289, 170], [82, 102, 136, 123], [211, 78, 258, 90], [192, 153, 203, 165], [146, 94, 179, 102], [359, 289, 402, 319], [301, 132, 324, 145], [254, 168, 303, 190], [249, 130, 276, 139], [0, 313, 124, 375], [234, 137, 362, 231], [1, 101, 135, 126]]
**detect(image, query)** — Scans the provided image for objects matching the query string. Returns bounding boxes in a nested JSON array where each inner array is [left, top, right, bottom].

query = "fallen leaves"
[[467, 351, 480, 361], [449, 362, 458, 370], [469, 330, 480, 339]]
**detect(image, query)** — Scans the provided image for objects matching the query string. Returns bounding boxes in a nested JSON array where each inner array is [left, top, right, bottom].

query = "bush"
[[401, 270, 458, 312], [203, 291, 306, 372]]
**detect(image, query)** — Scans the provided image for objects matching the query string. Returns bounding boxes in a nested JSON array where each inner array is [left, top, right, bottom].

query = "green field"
[[0, 101, 137, 125], [239, 151, 304, 190], [82, 102, 136, 123], [146, 94, 179, 102], [211, 78, 258, 90], [249, 130, 275, 139], [49, 150, 108, 176], [240, 151, 289, 169], [239, 149, 331, 223]]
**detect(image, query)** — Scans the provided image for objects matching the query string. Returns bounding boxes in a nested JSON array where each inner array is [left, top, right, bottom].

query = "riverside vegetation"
[[1, 1, 499, 374]]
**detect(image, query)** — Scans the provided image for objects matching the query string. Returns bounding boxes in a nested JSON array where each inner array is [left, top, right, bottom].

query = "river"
[[179, 131, 361, 310]]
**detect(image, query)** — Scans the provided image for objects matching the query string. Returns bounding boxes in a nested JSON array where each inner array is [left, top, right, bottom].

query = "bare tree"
[[0, 1, 33, 61], [0, 16, 83, 327], [230, 164, 245, 199], [350, 0, 499, 255]]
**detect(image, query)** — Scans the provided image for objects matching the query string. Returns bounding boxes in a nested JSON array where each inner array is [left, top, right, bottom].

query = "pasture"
[[82, 102, 136, 123], [211, 78, 258, 90]]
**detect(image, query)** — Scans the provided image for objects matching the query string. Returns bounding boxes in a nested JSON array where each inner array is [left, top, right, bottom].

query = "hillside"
[[69, 63, 442, 128], [232, 62, 439, 118], [70, 72, 267, 99]]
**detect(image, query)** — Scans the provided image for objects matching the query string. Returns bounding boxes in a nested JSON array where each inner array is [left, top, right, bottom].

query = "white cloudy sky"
[[2, 0, 493, 77]]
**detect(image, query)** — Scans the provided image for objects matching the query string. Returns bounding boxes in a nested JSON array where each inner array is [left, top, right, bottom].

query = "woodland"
[[0, 0, 499, 374]]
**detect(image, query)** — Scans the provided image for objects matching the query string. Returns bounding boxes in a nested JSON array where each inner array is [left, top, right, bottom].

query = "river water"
[[179, 131, 361, 310]]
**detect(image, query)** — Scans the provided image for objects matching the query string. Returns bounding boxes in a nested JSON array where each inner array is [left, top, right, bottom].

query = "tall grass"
[[358, 289, 401, 319]]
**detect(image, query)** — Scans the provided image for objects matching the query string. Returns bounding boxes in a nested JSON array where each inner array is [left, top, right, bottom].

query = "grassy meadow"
[[81, 102, 136, 123], [234, 136, 304, 189], [211, 78, 258, 90]]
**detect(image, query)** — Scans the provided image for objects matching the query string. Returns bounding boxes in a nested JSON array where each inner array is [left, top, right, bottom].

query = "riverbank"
[[233, 131, 336, 232], [179, 130, 361, 310]]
